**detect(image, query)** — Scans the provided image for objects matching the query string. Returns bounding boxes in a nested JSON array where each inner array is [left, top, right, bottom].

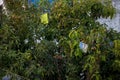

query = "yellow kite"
[[41, 13, 48, 24]]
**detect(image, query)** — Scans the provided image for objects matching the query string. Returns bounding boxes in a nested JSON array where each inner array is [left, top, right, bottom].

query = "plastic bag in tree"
[[41, 13, 48, 24], [79, 42, 88, 53]]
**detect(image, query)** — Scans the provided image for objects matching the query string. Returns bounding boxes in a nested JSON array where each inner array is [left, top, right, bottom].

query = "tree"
[[0, 0, 120, 80]]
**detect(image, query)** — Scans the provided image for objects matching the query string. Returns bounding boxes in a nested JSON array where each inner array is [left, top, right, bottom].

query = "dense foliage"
[[0, 0, 120, 80]]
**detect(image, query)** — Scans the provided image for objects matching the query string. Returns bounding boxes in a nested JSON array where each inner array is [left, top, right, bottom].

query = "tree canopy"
[[0, 0, 120, 80]]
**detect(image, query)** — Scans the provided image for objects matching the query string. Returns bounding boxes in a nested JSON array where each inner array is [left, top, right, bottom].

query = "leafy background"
[[0, 0, 120, 80]]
